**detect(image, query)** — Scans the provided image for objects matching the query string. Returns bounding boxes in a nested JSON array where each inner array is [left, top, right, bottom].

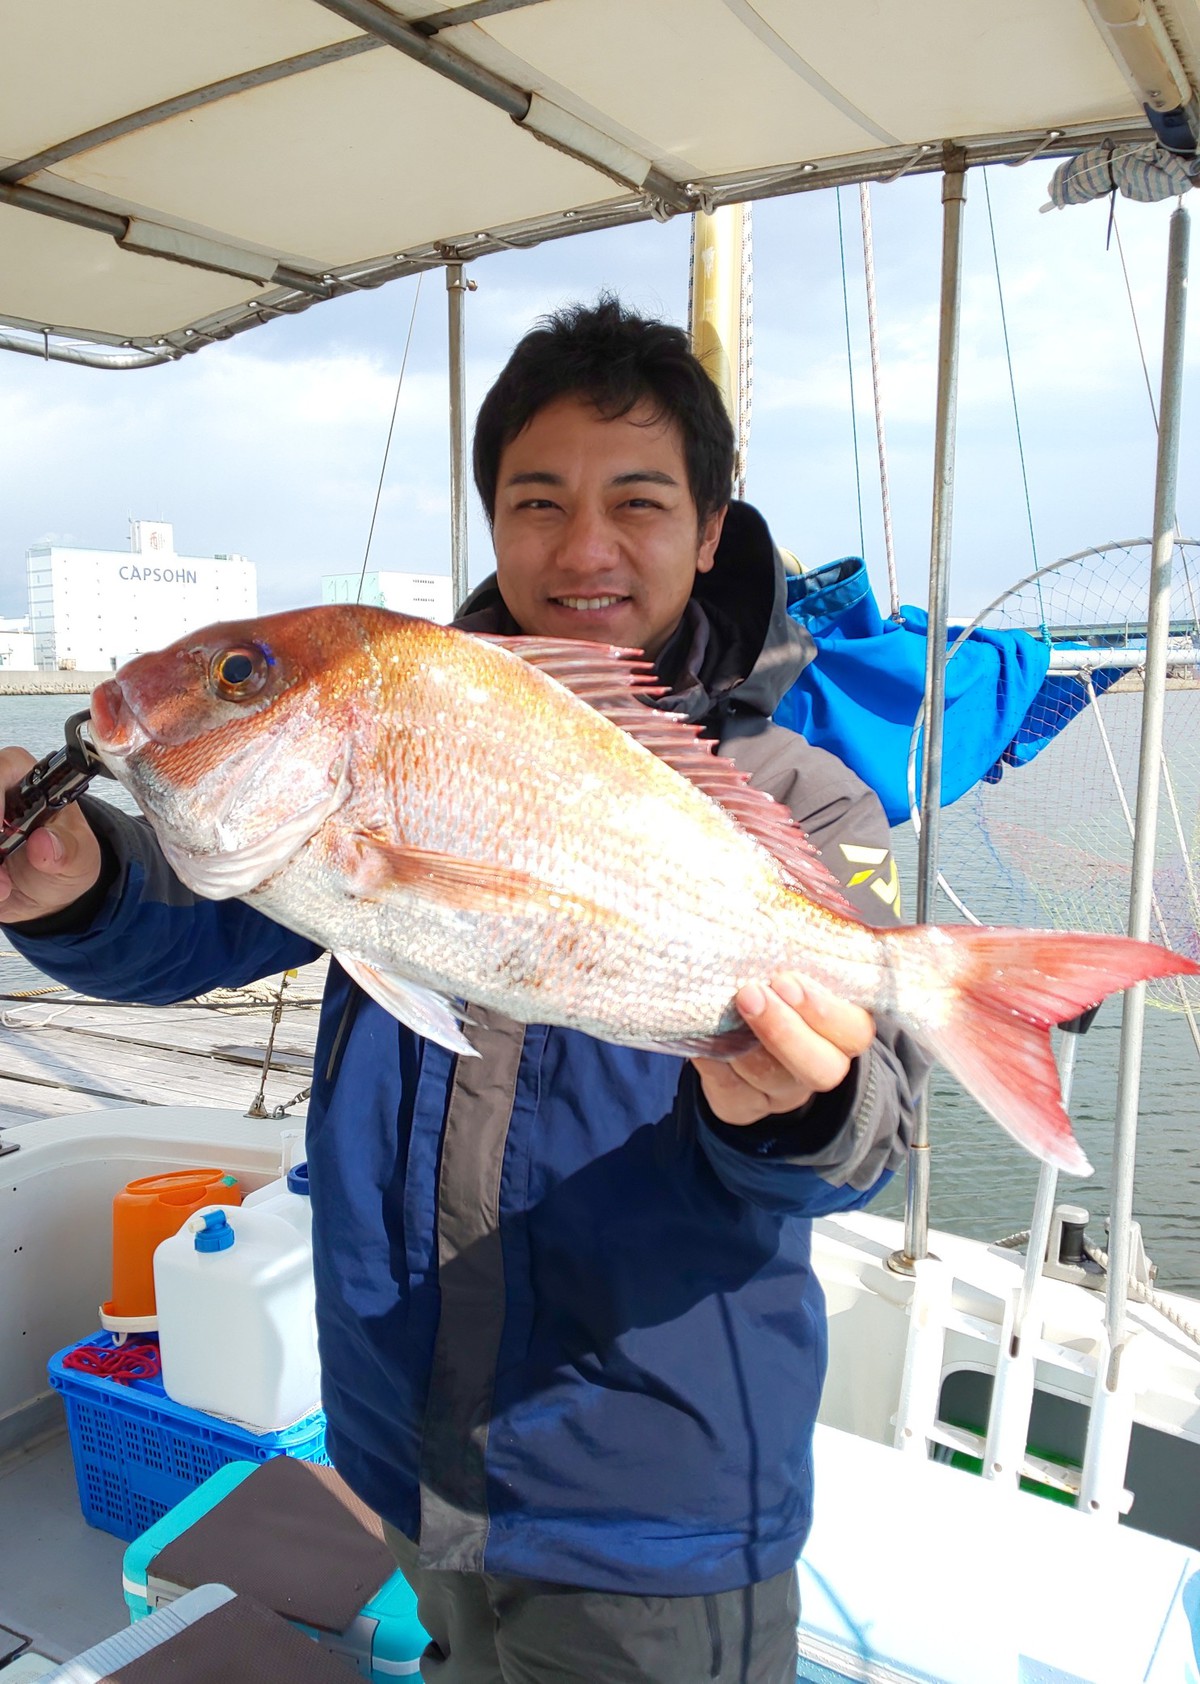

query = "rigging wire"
[[857, 182, 901, 619], [1112, 208, 1161, 430], [835, 187, 866, 561], [1112, 204, 1200, 628], [982, 169, 1046, 635], [356, 272, 425, 605]]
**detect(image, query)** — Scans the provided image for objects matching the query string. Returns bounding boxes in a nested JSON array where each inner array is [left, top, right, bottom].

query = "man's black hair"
[[473, 296, 735, 525]]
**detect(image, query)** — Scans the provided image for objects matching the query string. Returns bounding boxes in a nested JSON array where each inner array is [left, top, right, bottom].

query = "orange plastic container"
[[100, 1169, 243, 1332]]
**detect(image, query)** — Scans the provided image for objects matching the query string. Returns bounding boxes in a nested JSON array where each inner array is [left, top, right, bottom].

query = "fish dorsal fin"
[[477, 632, 857, 920]]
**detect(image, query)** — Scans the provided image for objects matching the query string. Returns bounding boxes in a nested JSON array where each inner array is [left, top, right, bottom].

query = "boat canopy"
[[3, 0, 1200, 366]]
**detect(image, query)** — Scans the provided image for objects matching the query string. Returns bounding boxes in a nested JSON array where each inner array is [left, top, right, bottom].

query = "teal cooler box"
[[122, 1460, 427, 1681]]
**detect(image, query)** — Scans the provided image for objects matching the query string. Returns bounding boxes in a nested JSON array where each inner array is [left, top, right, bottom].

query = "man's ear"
[[695, 504, 728, 575]]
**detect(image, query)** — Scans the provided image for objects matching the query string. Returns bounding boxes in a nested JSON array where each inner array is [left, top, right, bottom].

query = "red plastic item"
[[61, 1339, 161, 1385]]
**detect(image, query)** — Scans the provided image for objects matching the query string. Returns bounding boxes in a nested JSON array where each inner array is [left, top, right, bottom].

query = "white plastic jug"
[[243, 1160, 313, 1237], [153, 1203, 321, 1433]]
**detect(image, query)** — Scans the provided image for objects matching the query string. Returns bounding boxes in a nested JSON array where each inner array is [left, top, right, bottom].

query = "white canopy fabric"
[[2, 0, 1199, 363]]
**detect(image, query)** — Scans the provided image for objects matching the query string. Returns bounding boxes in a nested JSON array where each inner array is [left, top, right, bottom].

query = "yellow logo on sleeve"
[[839, 844, 901, 912]]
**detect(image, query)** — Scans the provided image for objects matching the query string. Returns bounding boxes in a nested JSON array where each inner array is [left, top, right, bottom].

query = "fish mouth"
[[89, 678, 150, 761]]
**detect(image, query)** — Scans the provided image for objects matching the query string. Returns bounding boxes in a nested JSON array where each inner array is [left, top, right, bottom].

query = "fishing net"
[[911, 538, 1200, 1024]]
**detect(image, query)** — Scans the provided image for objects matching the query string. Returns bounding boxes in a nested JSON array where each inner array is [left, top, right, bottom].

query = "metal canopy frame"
[[2, 0, 1188, 369], [0, 118, 1156, 371]]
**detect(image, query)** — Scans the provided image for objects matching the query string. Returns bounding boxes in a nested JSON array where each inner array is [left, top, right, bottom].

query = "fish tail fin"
[[897, 927, 1199, 1176]]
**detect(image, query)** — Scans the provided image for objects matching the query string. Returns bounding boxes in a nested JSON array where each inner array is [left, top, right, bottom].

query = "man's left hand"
[[693, 974, 875, 1126]]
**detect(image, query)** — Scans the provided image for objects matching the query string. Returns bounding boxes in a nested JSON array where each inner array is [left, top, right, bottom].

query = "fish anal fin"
[[631, 1026, 762, 1060], [477, 632, 856, 920], [336, 953, 478, 1056]]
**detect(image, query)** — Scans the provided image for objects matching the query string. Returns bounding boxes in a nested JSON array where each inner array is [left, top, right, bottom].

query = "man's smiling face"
[[491, 394, 726, 658]]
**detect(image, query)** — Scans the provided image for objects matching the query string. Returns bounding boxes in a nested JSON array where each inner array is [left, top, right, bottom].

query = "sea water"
[[2, 689, 1198, 1293]]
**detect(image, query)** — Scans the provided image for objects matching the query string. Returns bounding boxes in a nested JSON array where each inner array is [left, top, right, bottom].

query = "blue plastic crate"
[[49, 1332, 329, 1542]]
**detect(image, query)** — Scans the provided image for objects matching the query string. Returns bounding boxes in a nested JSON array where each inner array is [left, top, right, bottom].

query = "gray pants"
[[383, 1524, 799, 1684]]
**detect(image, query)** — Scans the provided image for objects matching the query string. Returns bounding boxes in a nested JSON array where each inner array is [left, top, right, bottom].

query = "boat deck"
[[0, 1435, 127, 1673], [0, 962, 324, 1128], [0, 961, 325, 1677]]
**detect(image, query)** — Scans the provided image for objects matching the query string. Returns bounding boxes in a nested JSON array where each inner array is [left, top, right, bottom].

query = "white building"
[[26, 522, 257, 671], [0, 617, 36, 671], [321, 571, 453, 625]]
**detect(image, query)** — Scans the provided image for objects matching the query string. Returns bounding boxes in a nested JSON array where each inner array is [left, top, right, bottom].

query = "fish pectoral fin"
[[350, 833, 593, 922], [336, 954, 479, 1057]]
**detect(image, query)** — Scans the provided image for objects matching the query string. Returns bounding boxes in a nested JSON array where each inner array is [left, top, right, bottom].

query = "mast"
[[447, 261, 473, 611], [689, 204, 751, 498]]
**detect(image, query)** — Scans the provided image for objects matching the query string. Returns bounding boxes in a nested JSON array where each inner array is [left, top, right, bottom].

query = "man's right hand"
[[0, 747, 103, 926]]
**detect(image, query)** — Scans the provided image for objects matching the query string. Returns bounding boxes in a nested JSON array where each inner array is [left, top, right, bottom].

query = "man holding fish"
[[5, 300, 1188, 1682]]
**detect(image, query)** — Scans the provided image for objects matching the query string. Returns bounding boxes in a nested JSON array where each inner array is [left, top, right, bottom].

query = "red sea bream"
[[88, 605, 1199, 1177]]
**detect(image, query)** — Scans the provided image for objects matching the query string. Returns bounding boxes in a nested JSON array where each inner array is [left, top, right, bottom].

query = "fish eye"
[[209, 644, 270, 701]]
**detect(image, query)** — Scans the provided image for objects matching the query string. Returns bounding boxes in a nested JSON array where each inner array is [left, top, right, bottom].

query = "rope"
[[356, 272, 424, 604], [1082, 1241, 1200, 1348], [835, 187, 866, 560], [982, 168, 1044, 634], [61, 1340, 161, 1385], [736, 203, 754, 502], [858, 182, 900, 619], [995, 1230, 1200, 1349], [1, 1001, 75, 1029]]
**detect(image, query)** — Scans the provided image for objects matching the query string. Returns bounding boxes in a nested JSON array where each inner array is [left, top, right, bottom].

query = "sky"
[[2, 160, 1196, 624]]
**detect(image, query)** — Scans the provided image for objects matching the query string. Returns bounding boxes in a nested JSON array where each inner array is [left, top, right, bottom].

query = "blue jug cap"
[[286, 1162, 310, 1198], [194, 1210, 235, 1253]]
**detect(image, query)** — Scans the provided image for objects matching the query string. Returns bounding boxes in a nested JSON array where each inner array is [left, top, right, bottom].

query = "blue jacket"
[[9, 505, 923, 1594]]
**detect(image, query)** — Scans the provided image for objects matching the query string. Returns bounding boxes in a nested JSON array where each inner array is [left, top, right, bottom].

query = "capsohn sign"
[[117, 565, 200, 583]]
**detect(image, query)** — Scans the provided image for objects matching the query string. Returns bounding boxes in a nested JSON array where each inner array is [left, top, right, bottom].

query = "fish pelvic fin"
[[901, 926, 1200, 1176], [478, 632, 856, 919], [336, 954, 478, 1057]]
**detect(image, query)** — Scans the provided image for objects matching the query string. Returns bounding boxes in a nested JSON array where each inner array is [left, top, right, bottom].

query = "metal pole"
[[1104, 203, 1190, 1384], [980, 1027, 1080, 1488], [1077, 205, 1189, 1527], [446, 263, 471, 610], [892, 152, 967, 1273]]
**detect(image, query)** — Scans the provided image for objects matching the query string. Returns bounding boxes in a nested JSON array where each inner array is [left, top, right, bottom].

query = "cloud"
[[0, 161, 1195, 631]]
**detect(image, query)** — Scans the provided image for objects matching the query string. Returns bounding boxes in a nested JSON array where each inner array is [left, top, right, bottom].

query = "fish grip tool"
[[0, 709, 114, 865], [0, 710, 113, 1160]]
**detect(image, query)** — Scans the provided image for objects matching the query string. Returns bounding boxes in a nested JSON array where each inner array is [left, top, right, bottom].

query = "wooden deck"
[[0, 960, 326, 1130]]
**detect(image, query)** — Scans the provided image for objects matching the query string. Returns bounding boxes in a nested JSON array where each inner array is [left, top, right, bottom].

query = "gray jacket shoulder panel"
[[717, 720, 903, 929]]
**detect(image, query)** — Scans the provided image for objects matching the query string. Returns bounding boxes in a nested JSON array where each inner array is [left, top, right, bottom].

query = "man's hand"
[[0, 747, 103, 925], [693, 973, 875, 1127]]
